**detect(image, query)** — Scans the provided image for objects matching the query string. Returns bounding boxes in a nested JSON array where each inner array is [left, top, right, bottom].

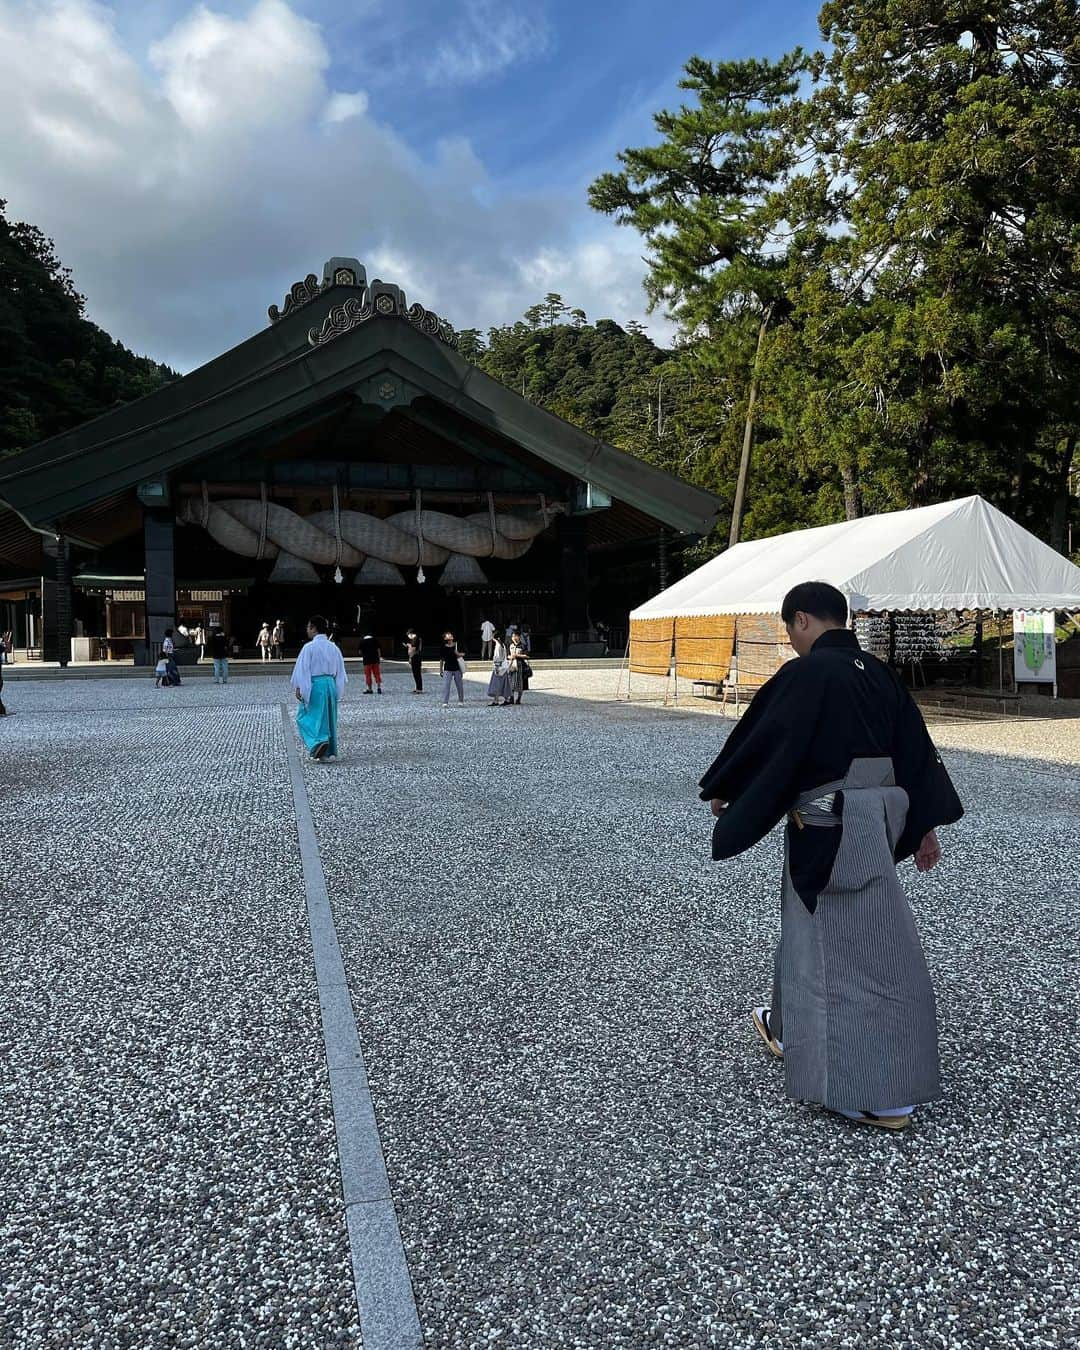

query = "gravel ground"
[[0, 692, 360, 1350], [304, 666, 1079, 1348], [2, 668, 1077, 1349]]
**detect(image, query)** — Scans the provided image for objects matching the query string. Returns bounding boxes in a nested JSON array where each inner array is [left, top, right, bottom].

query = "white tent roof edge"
[[630, 495, 1080, 620]]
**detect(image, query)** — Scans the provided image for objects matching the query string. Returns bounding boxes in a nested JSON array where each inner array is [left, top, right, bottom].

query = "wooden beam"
[[175, 482, 552, 506]]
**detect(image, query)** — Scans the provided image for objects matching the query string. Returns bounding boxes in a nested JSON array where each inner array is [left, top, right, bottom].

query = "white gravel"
[[0, 695, 360, 1349], [1, 666, 1077, 1348]]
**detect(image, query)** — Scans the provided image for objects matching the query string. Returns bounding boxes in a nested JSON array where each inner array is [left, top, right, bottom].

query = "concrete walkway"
[[1, 670, 1075, 1348]]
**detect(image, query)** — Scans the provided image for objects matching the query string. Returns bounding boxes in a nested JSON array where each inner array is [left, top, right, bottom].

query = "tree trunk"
[[910, 424, 933, 506], [841, 463, 863, 520], [1009, 440, 1027, 515], [729, 305, 772, 548], [1050, 434, 1076, 554]]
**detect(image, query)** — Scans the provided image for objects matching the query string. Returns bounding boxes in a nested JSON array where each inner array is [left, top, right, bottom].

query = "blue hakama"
[[297, 673, 339, 757]]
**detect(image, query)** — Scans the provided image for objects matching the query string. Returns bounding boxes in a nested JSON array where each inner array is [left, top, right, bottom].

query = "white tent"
[[631, 495, 1080, 618]]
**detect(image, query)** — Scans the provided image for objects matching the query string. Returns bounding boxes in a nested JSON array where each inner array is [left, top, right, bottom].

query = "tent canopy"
[[631, 496, 1080, 619]]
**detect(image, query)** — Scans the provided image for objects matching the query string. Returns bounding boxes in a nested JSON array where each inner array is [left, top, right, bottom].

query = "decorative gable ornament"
[[269, 256, 456, 349], [268, 258, 367, 323]]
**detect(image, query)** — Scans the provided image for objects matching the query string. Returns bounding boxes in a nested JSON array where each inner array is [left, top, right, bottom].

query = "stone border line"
[[280, 706, 423, 1348]]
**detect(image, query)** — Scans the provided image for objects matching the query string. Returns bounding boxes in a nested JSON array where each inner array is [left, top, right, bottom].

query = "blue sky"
[[0, 0, 824, 369]]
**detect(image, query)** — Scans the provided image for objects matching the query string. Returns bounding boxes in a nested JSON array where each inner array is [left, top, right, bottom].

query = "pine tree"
[[589, 54, 807, 543], [791, 0, 1080, 532]]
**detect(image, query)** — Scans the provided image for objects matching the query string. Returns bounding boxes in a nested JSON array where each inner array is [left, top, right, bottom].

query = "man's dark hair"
[[308, 614, 329, 633], [164, 627, 173, 637], [781, 581, 848, 627]]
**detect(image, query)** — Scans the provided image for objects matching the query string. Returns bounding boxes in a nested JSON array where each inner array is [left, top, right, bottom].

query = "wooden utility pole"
[[729, 304, 772, 549]]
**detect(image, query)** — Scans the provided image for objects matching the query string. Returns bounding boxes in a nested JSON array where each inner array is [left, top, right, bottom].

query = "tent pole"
[[997, 612, 1004, 693], [619, 636, 631, 702], [973, 611, 984, 688]]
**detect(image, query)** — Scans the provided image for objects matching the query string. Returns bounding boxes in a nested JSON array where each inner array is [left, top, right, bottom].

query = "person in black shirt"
[[699, 580, 963, 1132], [0, 629, 10, 715], [439, 631, 465, 706], [209, 628, 230, 685], [405, 629, 423, 693], [361, 633, 382, 694]]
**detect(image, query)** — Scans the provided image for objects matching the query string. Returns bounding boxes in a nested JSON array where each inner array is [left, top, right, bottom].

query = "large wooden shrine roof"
[[0, 257, 722, 553]]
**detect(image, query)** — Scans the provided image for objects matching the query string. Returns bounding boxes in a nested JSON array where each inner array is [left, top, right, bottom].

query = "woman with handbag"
[[487, 637, 511, 706], [507, 631, 529, 705]]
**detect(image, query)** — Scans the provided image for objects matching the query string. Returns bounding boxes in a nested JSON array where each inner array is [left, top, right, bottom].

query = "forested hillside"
[[0, 199, 175, 456]]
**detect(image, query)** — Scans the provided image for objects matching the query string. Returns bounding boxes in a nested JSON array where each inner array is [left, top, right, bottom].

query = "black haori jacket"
[[699, 629, 963, 864]]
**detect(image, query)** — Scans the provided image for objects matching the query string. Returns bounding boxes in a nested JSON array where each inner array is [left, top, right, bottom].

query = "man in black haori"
[[699, 581, 963, 1131]]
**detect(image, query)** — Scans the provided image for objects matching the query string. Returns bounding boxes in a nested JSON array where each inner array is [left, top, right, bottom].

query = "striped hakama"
[[772, 757, 941, 1113]]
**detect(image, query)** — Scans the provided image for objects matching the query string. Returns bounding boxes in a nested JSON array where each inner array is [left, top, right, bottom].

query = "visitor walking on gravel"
[[161, 629, 181, 686], [272, 620, 286, 660], [699, 581, 963, 1133], [291, 615, 347, 761], [507, 631, 529, 705], [487, 636, 511, 706], [361, 633, 383, 694], [1, 631, 11, 716], [439, 631, 465, 707], [406, 629, 424, 693], [210, 627, 230, 685]]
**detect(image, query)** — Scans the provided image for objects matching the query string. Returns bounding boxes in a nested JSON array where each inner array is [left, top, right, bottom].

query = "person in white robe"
[[290, 615, 347, 760]]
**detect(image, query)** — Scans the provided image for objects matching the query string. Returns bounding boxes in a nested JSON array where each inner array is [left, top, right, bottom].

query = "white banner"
[[1013, 609, 1056, 685]]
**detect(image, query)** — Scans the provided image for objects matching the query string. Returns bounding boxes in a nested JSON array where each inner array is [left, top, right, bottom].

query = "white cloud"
[[0, 0, 666, 372], [149, 0, 327, 131], [322, 90, 369, 124], [429, 0, 551, 86]]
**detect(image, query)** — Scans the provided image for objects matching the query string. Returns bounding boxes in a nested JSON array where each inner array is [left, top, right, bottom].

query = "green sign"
[[1012, 609, 1056, 685]]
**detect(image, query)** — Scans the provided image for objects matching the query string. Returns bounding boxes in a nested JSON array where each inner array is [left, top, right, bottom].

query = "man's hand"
[[914, 829, 941, 873], [710, 798, 727, 818]]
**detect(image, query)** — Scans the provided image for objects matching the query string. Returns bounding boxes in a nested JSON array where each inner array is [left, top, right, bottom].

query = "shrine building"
[[0, 257, 721, 663]]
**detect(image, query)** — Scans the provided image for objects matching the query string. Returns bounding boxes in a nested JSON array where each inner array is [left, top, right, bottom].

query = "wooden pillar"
[[558, 515, 590, 649], [143, 508, 175, 665], [40, 534, 72, 667], [658, 531, 669, 593]]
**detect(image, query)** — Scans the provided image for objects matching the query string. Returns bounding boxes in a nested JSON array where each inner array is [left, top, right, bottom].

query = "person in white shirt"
[[161, 628, 180, 686], [257, 622, 272, 661], [480, 617, 496, 660], [290, 614, 348, 761], [487, 637, 511, 706]]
